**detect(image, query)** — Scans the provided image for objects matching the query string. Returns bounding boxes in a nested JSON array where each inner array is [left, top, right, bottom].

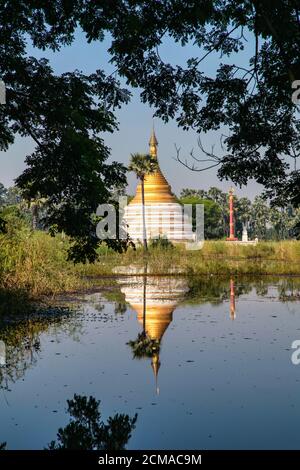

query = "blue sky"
[[0, 28, 263, 199]]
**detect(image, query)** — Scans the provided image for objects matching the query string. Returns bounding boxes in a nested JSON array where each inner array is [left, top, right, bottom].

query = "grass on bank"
[[78, 238, 300, 277], [1, 221, 300, 300]]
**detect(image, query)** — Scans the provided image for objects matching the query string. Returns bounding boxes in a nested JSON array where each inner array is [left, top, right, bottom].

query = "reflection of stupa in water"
[[119, 274, 188, 393]]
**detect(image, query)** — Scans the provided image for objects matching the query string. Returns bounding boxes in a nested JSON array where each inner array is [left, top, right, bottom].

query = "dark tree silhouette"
[[48, 394, 137, 450], [1, 1, 300, 261]]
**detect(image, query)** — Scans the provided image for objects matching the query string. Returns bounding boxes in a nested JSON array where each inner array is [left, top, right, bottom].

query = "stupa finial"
[[151, 352, 161, 395], [149, 125, 158, 158]]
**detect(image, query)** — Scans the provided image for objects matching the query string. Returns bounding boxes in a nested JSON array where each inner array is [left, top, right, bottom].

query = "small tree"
[[48, 394, 137, 450], [0, 183, 7, 207], [251, 196, 269, 239]]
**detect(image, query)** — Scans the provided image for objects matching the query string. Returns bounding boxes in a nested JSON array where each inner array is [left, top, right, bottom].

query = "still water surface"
[[0, 276, 300, 449]]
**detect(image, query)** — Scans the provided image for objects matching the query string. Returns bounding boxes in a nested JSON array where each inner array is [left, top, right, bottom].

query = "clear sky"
[[0, 28, 264, 199]]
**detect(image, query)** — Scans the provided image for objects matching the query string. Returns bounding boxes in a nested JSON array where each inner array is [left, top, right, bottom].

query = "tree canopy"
[[0, 2, 130, 261], [103, 0, 300, 206], [1, 1, 300, 259]]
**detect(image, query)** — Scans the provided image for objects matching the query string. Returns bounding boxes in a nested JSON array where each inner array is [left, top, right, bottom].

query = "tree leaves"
[[2, 1, 300, 262], [48, 394, 137, 450]]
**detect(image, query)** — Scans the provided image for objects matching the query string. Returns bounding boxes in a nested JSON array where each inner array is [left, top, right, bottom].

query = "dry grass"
[[0, 230, 86, 297], [1, 228, 300, 301], [79, 240, 300, 277]]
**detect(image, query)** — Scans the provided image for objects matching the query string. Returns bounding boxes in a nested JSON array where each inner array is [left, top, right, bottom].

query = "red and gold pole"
[[226, 187, 237, 241]]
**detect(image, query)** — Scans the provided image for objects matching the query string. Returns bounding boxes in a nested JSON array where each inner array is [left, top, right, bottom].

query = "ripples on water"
[[0, 276, 300, 449]]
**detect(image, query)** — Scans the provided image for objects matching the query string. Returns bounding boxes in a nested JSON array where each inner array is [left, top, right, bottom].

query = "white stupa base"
[[124, 202, 195, 243]]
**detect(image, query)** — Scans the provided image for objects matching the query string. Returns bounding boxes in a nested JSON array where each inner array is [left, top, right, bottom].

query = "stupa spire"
[[149, 126, 158, 158], [151, 352, 161, 395]]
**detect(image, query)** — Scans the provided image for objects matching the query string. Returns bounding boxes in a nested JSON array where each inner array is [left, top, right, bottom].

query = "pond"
[[0, 275, 300, 449]]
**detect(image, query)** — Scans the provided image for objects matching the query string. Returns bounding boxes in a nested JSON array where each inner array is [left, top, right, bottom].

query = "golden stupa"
[[124, 130, 194, 242], [130, 129, 177, 205]]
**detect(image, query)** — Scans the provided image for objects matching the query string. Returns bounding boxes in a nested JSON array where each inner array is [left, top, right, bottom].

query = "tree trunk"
[[141, 177, 148, 251], [142, 264, 147, 337], [32, 204, 38, 230]]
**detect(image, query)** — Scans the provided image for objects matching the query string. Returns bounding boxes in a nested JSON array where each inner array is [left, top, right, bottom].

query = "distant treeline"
[[178, 187, 300, 240], [1, 182, 300, 240]]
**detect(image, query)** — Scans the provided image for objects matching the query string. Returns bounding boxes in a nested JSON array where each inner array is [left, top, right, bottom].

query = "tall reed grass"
[[1, 223, 300, 301]]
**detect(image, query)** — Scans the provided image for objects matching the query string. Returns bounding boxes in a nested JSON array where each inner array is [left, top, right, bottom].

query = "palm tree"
[[127, 334, 160, 359], [27, 195, 47, 230], [251, 196, 269, 239], [128, 153, 158, 251], [207, 187, 228, 236], [236, 196, 252, 237], [237, 197, 252, 230]]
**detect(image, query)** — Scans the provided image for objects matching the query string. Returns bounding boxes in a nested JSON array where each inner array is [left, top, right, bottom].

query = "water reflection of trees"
[[91, 274, 300, 321], [186, 277, 251, 305], [123, 275, 300, 383], [277, 278, 300, 301], [186, 276, 300, 304], [0, 308, 83, 391], [48, 394, 137, 450], [1, 394, 137, 450]]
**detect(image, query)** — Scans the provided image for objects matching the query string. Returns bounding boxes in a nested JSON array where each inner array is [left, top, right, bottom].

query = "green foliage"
[[5, 187, 21, 206], [180, 189, 207, 199], [179, 186, 300, 240], [180, 196, 222, 239], [0, 288, 33, 317], [0, 184, 21, 207], [127, 333, 160, 359], [128, 153, 158, 252], [103, 1, 300, 206], [0, 183, 7, 206], [0, 306, 76, 389], [128, 153, 158, 180], [250, 196, 270, 239], [0, 217, 6, 234], [1, 3, 299, 262], [48, 394, 137, 450], [1, 199, 300, 301], [0, 4, 130, 262], [0, 204, 30, 235], [0, 229, 84, 296], [150, 235, 174, 249]]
